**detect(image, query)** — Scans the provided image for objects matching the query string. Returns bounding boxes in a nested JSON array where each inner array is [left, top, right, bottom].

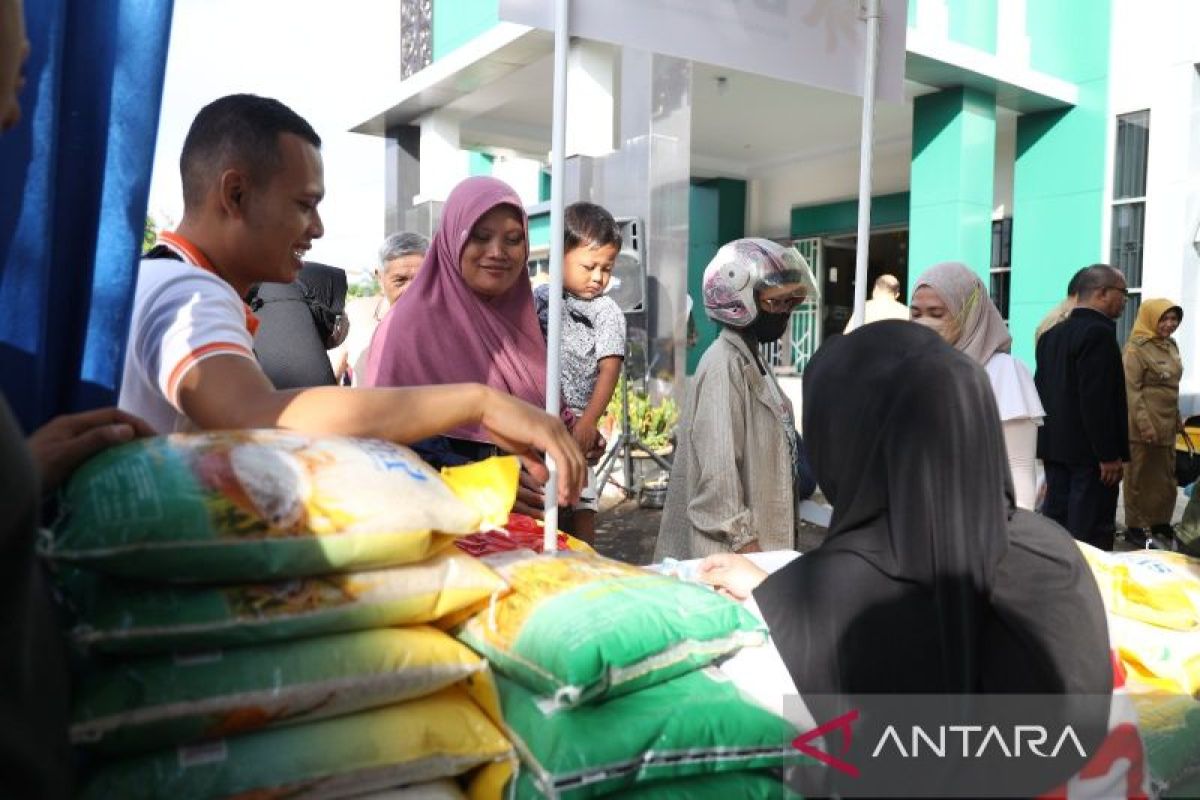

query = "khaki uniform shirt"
[[1124, 336, 1182, 446]]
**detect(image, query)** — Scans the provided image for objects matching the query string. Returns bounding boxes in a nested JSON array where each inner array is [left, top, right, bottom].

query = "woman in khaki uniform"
[[1123, 298, 1184, 545]]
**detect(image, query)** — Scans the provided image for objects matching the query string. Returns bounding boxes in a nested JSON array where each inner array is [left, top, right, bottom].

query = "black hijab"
[[755, 321, 1112, 793], [755, 321, 1111, 697]]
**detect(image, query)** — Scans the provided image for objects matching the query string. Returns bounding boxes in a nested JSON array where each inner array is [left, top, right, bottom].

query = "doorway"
[[819, 228, 908, 339]]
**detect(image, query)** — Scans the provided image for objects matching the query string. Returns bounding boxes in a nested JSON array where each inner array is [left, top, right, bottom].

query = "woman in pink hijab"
[[366, 177, 567, 508]]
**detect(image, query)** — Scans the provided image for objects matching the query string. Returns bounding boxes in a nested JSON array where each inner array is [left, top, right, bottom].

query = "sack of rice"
[[1079, 545, 1200, 631], [44, 431, 519, 582], [1130, 693, 1200, 796], [511, 769, 799, 799], [1079, 545, 1200, 695], [79, 685, 513, 800], [64, 550, 507, 654], [72, 626, 486, 755], [352, 779, 466, 799], [457, 550, 766, 706], [499, 669, 806, 799]]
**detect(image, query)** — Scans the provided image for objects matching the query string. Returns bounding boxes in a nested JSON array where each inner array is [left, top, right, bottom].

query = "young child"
[[535, 202, 626, 545]]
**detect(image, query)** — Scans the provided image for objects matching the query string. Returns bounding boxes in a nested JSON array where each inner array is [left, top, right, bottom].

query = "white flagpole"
[[543, 0, 570, 552], [850, 0, 881, 329]]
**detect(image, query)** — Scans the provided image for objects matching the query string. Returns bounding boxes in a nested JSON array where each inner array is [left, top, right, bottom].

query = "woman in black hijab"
[[700, 321, 1113, 793], [250, 263, 349, 389]]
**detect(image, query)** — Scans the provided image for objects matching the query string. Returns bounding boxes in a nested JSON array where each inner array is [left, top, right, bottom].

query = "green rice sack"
[[44, 431, 498, 582], [71, 626, 486, 756], [512, 769, 801, 799], [1165, 773, 1200, 799], [1131, 693, 1200, 796], [457, 550, 766, 706], [63, 550, 507, 654], [80, 686, 513, 800], [498, 668, 808, 799]]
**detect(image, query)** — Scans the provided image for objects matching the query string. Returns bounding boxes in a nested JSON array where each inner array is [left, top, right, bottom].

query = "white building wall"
[[745, 137, 914, 239], [995, 0, 1031, 67], [1109, 0, 1200, 409], [744, 117, 1016, 241], [490, 155, 544, 206]]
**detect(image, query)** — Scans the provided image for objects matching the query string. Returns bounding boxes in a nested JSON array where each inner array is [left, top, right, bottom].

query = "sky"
[[147, 0, 405, 283]]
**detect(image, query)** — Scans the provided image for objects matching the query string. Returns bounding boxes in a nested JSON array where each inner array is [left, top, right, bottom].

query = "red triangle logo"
[[792, 708, 861, 777]]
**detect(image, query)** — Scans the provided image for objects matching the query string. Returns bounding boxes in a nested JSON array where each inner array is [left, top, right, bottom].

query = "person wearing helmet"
[[654, 239, 818, 559]]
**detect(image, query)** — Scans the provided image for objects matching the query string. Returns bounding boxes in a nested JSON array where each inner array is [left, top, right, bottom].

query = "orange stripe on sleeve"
[[166, 341, 255, 406]]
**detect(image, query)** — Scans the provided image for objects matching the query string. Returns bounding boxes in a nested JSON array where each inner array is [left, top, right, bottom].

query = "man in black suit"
[[1035, 264, 1130, 551]]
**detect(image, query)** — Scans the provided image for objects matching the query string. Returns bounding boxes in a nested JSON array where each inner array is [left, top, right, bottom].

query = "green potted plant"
[[600, 376, 679, 458]]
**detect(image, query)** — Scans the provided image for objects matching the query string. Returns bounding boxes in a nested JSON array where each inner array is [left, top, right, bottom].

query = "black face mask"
[[748, 311, 790, 343]]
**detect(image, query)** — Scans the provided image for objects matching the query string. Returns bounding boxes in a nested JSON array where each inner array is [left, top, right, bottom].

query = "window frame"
[[1108, 109, 1150, 343], [989, 217, 1013, 322]]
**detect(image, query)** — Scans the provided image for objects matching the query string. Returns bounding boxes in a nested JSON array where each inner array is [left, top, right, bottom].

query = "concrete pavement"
[[591, 485, 1196, 564]]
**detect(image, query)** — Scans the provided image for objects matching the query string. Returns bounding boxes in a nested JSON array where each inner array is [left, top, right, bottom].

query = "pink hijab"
[[366, 176, 548, 441]]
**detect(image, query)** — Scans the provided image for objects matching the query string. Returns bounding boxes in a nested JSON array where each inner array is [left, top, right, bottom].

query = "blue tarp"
[[0, 0, 173, 432]]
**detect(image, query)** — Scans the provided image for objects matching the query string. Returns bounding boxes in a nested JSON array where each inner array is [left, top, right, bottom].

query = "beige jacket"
[[654, 328, 797, 560]]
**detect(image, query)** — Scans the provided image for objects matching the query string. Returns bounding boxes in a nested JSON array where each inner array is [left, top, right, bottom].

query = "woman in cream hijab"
[[910, 262, 1045, 508]]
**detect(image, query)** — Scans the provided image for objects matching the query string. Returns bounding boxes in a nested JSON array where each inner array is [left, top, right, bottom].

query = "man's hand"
[[735, 540, 763, 554], [479, 389, 585, 508], [28, 408, 155, 494], [697, 552, 768, 601], [513, 468, 546, 519], [1099, 460, 1123, 487]]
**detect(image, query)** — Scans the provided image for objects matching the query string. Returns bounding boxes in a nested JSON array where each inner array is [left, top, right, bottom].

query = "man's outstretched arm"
[[176, 354, 585, 505]]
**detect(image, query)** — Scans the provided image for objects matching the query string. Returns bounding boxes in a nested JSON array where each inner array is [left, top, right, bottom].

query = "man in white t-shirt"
[[843, 274, 910, 333], [118, 94, 582, 504]]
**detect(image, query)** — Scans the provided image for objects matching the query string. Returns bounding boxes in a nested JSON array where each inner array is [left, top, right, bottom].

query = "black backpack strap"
[[143, 243, 184, 262]]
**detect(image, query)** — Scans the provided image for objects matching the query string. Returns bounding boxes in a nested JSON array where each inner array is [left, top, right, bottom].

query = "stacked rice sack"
[[450, 548, 810, 798], [42, 431, 520, 799], [1079, 544, 1200, 797]]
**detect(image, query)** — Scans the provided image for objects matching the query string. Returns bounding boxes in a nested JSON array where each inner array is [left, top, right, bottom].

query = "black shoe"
[[1122, 527, 1146, 546], [1149, 525, 1177, 551]]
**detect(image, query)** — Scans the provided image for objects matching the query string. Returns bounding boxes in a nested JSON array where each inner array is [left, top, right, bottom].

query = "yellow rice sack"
[[64, 550, 508, 654], [1078, 544, 1200, 696], [44, 431, 519, 582], [79, 685, 513, 800], [71, 626, 486, 756]]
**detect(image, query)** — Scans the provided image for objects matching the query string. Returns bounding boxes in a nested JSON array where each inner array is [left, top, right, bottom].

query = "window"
[[1110, 110, 1149, 342], [989, 217, 1012, 321]]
